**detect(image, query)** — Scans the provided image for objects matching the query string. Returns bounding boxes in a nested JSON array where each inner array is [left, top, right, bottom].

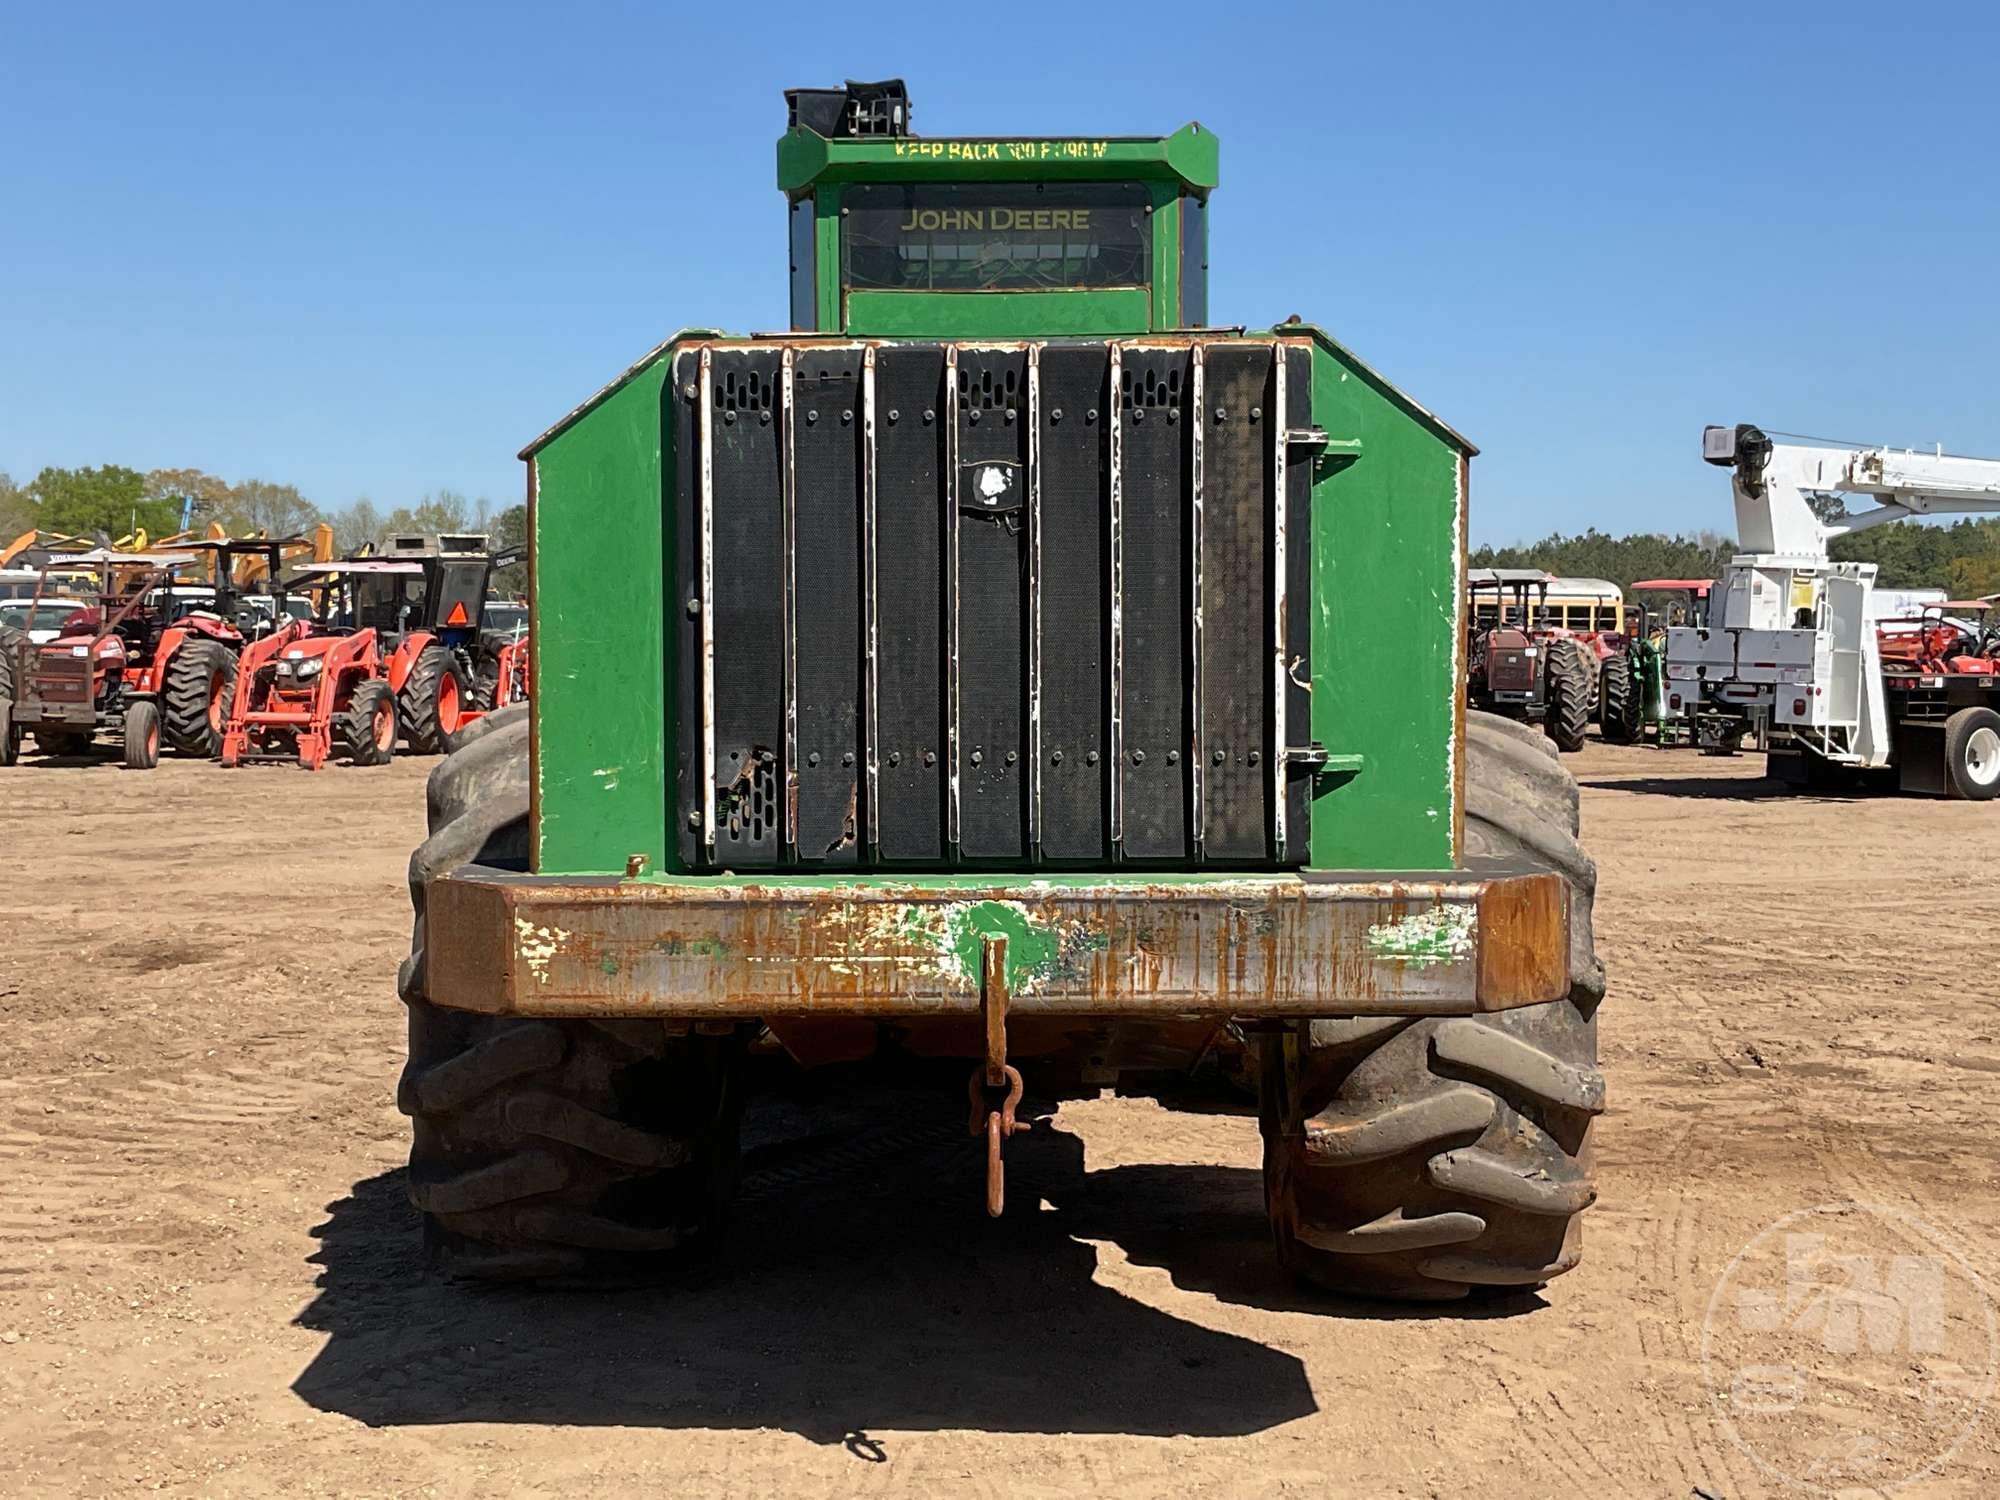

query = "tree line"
[[0, 464, 526, 592], [1472, 520, 2000, 599]]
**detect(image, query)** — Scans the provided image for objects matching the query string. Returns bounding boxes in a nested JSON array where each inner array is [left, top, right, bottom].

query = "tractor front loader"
[[396, 83, 1604, 1305], [221, 617, 397, 770], [305, 538, 526, 755]]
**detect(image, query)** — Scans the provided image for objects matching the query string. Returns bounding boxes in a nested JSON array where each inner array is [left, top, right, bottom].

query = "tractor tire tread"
[[161, 639, 238, 757], [122, 700, 160, 770], [334, 678, 398, 767], [0, 625, 23, 704], [401, 723, 746, 1283], [1545, 638, 1593, 753], [1260, 709, 1601, 1303], [398, 644, 467, 756], [1600, 651, 1641, 745]]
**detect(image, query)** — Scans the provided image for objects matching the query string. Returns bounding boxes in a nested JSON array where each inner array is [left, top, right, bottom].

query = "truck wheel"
[[123, 700, 161, 770], [0, 699, 14, 767], [161, 639, 239, 757], [399, 644, 471, 756], [1944, 707, 2000, 801], [335, 678, 398, 766], [1544, 640, 1593, 753], [398, 712, 749, 1280], [1259, 710, 1605, 1302], [1599, 651, 1641, 745]]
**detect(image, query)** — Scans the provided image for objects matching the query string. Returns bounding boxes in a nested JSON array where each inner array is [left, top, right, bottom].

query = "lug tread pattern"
[[1544, 638, 1593, 753], [398, 644, 466, 755], [1599, 651, 1640, 745], [334, 678, 397, 766], [161, 639, 238, 757], [1431, 1019, 1607, 1114], [1263, 711, 1602, 1302], [399, 721, 746, 1282], [1295, 1209, 1487, 1256], [1301, 1087, 1494, 1165]]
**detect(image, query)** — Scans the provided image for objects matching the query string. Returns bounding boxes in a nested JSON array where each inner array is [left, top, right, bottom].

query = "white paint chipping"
[[515, 917, 570, 986], [1365, 905, 1476, 967]]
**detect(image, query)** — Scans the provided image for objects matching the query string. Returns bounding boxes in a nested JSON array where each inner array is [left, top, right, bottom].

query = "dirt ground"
[[2, 738, 1996, 1497]]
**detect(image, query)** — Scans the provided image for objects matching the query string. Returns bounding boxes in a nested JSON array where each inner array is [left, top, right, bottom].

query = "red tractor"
[[0, 551, 205, 768], [233, 534, 527, 764], [0, 538, 331, 766], [1465, 568, 1594, 752]]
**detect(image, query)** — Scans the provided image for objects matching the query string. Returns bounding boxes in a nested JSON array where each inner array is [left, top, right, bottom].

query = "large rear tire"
[[0, 625, 22, 705], [1599, 651, 1641, 745], [1259, 711, 1605, 1303], [1544, 639, 1593, 753], [398, 644, 471, 756], [398, 710, 750, 1281], [161, 639, 239, 757], [0, 699, 14, 767]]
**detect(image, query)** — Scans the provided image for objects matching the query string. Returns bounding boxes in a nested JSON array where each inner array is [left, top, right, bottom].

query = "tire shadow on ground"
[[1578, 773, 1857, 802], [292, 1098, 1320, 1442]]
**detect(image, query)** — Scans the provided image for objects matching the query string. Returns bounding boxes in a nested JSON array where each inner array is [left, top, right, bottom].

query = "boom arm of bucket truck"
[[1673, 425, 2000, 766], [1702, 423, 2000, 559]]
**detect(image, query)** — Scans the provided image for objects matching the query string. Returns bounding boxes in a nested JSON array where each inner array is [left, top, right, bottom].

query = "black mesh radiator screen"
[[673, 337, 1313, 871]]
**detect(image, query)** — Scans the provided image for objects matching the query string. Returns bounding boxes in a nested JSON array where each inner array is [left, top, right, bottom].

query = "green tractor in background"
[[396, 81, 1605, 1305], [1601, 579, 1712, 746]]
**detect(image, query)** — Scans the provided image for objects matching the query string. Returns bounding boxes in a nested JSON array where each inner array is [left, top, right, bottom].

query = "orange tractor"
[[220, 534, 527, 769]]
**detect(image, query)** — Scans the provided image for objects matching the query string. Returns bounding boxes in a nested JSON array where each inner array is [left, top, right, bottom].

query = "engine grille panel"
[[674, 336, 1313, 871]]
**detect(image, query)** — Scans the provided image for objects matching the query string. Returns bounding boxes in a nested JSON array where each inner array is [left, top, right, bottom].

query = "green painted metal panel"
[[525, 325, 1472, 883], [1298, 326, 1469, 872], [779, 123, 1219, 194], [1151, 180, 1179, 328], [529, 359, 672, 875], [843, 288, 1154, 338], [813, 190, 840, 337]]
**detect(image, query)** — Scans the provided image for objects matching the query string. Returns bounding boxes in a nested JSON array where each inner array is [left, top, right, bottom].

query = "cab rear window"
[[842, 182, 1150, 293]]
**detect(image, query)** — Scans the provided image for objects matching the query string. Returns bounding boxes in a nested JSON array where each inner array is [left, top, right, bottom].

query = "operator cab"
[[780, 79, 1214, 337]]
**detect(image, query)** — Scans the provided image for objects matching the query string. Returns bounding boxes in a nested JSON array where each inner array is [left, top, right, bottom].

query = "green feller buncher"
[[397, 81, 1605, 1304]]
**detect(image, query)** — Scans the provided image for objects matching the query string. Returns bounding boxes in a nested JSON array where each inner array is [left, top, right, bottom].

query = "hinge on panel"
[[1293, 432, 1362, 483], [1287, 742, 1364, 788]]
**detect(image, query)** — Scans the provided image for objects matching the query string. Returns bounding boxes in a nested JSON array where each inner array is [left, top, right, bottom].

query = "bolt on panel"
[[1115, 346, 1194, 859], [1197, 345, 1274, 860], [674, 336, 1309, 871], [791, 347, 866, 865], [1034, 345, 1113, 860], [872, 347, 950, 861], [953, 349, 1031, 860]]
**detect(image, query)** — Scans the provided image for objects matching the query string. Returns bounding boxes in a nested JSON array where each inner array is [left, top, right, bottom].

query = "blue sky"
[[3, 1, 1995, 544]]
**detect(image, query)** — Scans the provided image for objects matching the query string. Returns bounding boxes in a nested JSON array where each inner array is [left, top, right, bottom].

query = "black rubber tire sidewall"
[[1259, 710, 1604, 1303]]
